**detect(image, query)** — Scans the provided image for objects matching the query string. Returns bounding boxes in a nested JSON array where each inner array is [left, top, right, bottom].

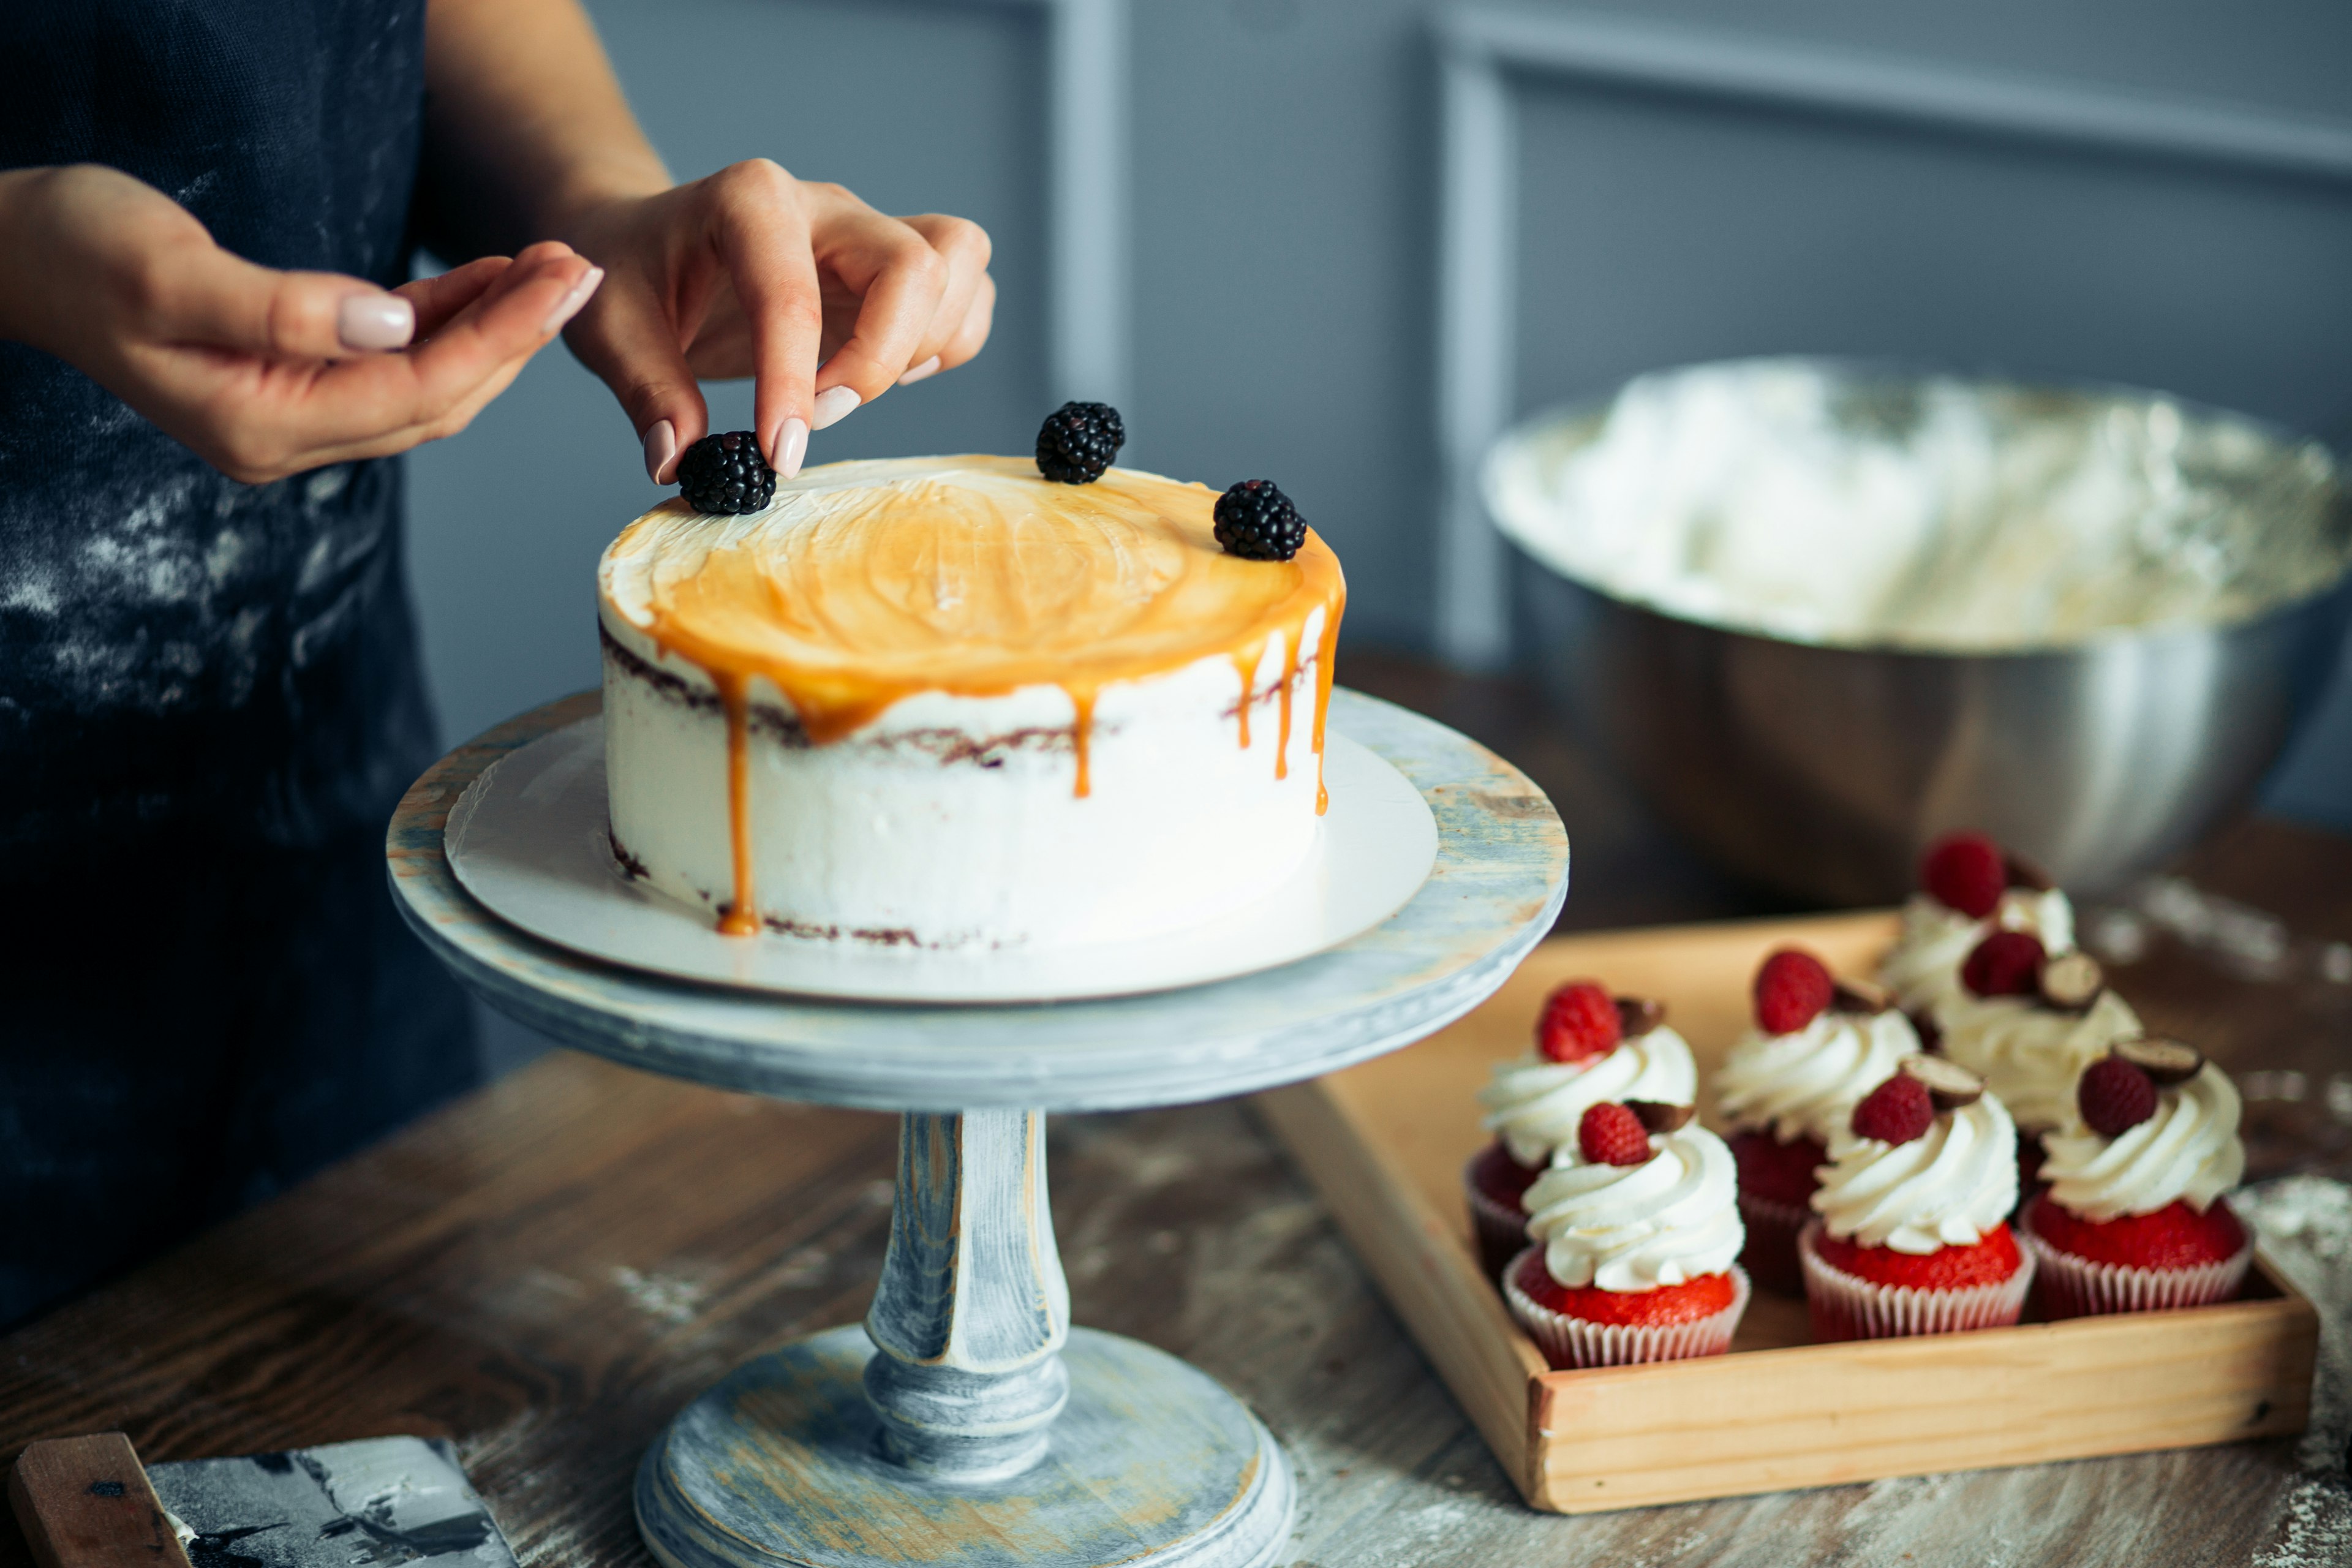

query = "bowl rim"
[[1485, 354, 2352, 658]]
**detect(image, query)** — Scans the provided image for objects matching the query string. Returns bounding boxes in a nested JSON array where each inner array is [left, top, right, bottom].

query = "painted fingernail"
[[543, 266, 604, 335], [810, 385, 862, 431], [337, 293, 413, 351], [897, 356, 941, 386], [644, 420, 677, 485], [777, 417, 809, 480]]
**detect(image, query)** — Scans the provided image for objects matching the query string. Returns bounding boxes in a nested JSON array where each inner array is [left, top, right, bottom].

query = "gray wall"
[[409, 0, 2352, 867]]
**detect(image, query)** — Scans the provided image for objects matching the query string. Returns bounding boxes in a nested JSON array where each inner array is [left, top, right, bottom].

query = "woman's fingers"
[[397, 256, 514, 339], [804, 202, 954, 419], [895, 214, 991, 371], [704, 162, 824, 474], [564, 270, 714, 483], [937, 269, 995, 372], [140, 246, 597, 480], [134, 227, 423, 359]]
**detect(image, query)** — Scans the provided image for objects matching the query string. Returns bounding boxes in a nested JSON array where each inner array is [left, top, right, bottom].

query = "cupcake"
[[1503, 1100, 1749, 1368], [1879, 830, 2077, 1033], [2021, 1039, 2253, 1319], [1800, 1057, 2035, 1341], [1466, 981, 1695, 1279], [1715, 948, 1920, 1293], [1936, 929, 2142, 1196]]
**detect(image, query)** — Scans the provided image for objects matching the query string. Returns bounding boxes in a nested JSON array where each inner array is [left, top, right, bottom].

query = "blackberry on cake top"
[[1715, 948, 1920, 1294], [676, 430, 777, 514], [1214, 480, 1308, 561], [1035, 401, 1124, 484], [1466, 979, 1693, 1280], [2022, 1042, 2250, 1317]]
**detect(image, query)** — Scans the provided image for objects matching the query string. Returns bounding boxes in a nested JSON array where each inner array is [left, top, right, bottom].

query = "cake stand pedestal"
[[388, 688, 1567, 1568]]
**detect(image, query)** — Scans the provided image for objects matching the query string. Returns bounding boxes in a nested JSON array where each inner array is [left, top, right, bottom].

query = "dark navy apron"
[[0, 0, 477, 1326]]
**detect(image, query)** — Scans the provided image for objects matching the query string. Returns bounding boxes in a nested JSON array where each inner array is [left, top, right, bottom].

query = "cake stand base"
[[636, 1326, 1295, 1568]]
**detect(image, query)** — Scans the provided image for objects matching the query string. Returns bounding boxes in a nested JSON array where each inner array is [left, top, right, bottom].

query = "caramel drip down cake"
[[597, 454, 1347, 948]]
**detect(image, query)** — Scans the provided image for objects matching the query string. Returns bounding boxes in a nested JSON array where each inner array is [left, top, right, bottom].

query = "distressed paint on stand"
[[386, 685, 1567, 1568]]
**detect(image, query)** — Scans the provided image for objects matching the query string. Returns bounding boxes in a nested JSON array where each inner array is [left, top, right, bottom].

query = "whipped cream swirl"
[[1879, 887, 2075, 1017], [1716, 1008, 1920, 1145], [1523, 1126, 1744, 1291], [1940, 989, 2143, 1133], [1479, 1028, 1698, 1166], [2041, 1063, 2245, 1220], [1812, 1095, 2019, 1253]]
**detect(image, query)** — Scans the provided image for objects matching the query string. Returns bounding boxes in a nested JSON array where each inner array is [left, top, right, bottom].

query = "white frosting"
[[1480, 358, 2352, 652], [1940, 988, 2143, 1133], [1812, 1096, 2020, 1253], [1523, 1125, 1744, 1291], [1714, 1008, 1921, 1145], [2041, 1063, 2246, 1220], [1879, 888, 2076, 1019], [1477, 1028, 1698, 1167]]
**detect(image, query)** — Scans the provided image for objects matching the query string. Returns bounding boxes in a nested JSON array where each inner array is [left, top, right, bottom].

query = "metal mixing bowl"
[[1487, 359, 2352, 905]]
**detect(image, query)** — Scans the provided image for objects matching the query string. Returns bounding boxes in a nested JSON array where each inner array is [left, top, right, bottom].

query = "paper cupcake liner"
[[2019, 1221, 2254, 1320], [1798, 1221, 2034, 1342], [1502, 1248, 1751, 1370], [1463, 1155, 1532, 1283], [1737, 1189, 1813, 1297]]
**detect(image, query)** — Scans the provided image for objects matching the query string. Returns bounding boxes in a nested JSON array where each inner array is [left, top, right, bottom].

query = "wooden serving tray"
[[1254, 911, 2320, 1514]]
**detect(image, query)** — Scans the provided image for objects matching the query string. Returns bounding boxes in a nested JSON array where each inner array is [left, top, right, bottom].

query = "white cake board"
[[443, 717, 1437, 1004]]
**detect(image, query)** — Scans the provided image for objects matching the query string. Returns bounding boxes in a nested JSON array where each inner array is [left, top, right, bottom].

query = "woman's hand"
[[0, 164, 603, 484], [554, 161, 995, 483]]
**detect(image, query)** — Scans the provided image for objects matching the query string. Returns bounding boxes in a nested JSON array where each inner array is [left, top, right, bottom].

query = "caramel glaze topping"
[[601, 456, 1347, 935]]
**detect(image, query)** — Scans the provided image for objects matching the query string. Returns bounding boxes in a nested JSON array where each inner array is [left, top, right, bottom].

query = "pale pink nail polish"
[[897, 356, 942, 386], [337, 294, 413, 351], [644, 420, 677, 484], [777, 417, 809, 480], [810, 386, 862, 431], [543, 266, 604, 334]]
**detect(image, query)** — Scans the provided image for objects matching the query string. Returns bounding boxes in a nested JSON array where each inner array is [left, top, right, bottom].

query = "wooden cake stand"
[[387, 688, 1569, 1568]]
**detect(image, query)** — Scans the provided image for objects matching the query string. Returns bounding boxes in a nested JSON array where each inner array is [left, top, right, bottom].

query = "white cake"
[[597, 454, 1347, 949]]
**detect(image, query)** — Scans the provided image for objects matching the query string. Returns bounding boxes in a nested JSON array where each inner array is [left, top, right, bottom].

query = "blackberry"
[[1035, 401, 1124, 484], [677, 431, 775, 514], [1213, 480, 1306, 561]]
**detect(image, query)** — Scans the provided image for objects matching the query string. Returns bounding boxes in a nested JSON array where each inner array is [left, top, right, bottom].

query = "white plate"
[[444, 716, 1438, 1003]]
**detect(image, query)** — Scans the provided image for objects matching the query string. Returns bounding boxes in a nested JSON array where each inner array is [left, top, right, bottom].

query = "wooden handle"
[[7, 1435, 194, 1568]]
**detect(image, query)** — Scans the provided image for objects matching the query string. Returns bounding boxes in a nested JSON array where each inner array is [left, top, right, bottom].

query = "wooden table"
[[6, 659, 2351, 1566]]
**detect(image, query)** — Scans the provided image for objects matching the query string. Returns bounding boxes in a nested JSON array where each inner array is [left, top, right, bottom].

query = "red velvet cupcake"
[[2020, 1042, 2252, 1318], [1799, 1060, 2033, 1341], [1713, 949, 1918, 1294], [1466, 981, 1693, 1280], [1502, 1102, 1749, 1368]]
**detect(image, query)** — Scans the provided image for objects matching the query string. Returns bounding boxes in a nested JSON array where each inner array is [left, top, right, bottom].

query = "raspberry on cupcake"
[[1715, 948, 1920, 1294], [2021, 1039, 2252, 1319], [1800, 1057, 2035, 1341], [1934, 930, 2143, 1199], [1879, 831, 2078, 1026], [1502, 1101, 1749, 1369], [1466, 980, 1695, 1280]]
